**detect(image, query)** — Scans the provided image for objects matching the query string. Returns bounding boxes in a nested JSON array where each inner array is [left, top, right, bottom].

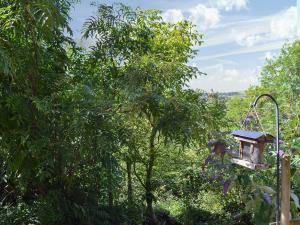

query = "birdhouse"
[[230, 130, 274, 170]]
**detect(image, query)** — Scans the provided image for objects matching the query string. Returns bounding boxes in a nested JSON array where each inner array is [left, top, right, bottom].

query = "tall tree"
[[0, 0, 73, 197], [83, 4, 226, 224]]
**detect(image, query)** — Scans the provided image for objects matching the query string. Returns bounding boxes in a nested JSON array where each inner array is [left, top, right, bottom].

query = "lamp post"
[[252, 94, 280, 225]]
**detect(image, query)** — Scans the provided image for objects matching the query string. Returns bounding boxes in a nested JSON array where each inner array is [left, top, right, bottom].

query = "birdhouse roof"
[[232, 130, 274, 142]]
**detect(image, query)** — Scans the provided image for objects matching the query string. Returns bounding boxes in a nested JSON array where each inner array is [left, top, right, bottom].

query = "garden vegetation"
[[0, 1, 300, 225]]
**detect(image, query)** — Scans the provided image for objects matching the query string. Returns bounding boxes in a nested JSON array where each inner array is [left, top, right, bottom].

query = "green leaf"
[[9, 151, 26, 173]]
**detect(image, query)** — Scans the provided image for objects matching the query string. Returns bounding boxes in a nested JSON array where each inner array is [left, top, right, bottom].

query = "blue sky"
[[70, 0, 298, 92]]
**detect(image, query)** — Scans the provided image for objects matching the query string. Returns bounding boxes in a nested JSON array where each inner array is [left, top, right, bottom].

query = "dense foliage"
[[0, 1, 231, 224], [1, 1, 299, 225]]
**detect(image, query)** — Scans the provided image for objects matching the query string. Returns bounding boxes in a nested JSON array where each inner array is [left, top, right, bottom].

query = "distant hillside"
[[218, 91, 245, 98]]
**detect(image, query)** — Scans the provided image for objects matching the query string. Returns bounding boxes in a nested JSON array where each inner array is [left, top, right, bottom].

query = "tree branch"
[[133, 162, 146, 189]]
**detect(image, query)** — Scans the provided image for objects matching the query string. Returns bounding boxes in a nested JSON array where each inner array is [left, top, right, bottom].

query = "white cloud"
[[162, 0, 248, 29], [262, 51, 277, 60], [211, 0, 248, 11], [188, 63, 260, 92], [235, 33, 265, 47], [203, 16, 271, 47], [189, 4, 220, 31], [270, 6, 297, 39], [223, 69, 241, 81], [161, 2, 297, 92], [162, 4, 220, 31], [199, 5, 297, 49], [162, 9, 185, 23], [198, 40, 288, 61]]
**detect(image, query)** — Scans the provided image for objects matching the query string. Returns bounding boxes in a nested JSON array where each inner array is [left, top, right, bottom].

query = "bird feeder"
[[230, 130, 274, 170]]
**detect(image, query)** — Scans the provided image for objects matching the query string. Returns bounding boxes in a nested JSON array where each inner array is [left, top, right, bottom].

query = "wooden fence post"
[[270, 155, 300, 225], [281, 155, 291, 225]]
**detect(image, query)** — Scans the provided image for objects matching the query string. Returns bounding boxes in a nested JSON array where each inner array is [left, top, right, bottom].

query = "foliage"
[[2, 1, 299, 224], [0, 1, 234, 225]]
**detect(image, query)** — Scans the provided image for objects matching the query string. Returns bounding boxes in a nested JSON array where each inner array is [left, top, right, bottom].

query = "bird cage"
[[230, 130, 274, 170]]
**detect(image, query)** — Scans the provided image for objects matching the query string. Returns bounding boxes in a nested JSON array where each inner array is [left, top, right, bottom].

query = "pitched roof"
[[232, 130, 273, 141]]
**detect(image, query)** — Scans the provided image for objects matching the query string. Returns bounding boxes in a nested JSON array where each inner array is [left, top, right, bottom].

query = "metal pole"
[[252, 94, 280, 225]]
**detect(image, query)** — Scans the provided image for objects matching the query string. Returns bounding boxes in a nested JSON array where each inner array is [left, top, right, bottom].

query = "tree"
[[0, 1, 87, 224], [0, 0, 73, 198], [83, 4, 227, 224], [0, 2, 235, 224]]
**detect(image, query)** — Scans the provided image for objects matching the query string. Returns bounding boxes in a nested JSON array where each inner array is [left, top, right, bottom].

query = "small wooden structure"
[[230, 130, 274, 170]]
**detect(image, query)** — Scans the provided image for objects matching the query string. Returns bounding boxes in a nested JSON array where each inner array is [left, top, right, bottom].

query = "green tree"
[[0, 0, 83, 224], [0, 2, 235, 224], [83, 4, 228, 224]]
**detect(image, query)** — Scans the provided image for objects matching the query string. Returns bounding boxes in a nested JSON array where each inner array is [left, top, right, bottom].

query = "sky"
[[70, 0, 298, 92]]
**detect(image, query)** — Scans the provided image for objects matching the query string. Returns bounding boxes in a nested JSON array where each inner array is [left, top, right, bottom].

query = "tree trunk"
[[25, 1, 38, 97], [127, 159, 133, 206], [145, 127, 158, 224], [107, 156, 114, 208], [24, 1, 39, 132]]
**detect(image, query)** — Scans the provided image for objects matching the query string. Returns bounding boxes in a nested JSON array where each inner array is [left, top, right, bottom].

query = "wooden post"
[[281, 155, 291, 225], [270, 220, 300, 225], [270, 155, 300, 225]]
